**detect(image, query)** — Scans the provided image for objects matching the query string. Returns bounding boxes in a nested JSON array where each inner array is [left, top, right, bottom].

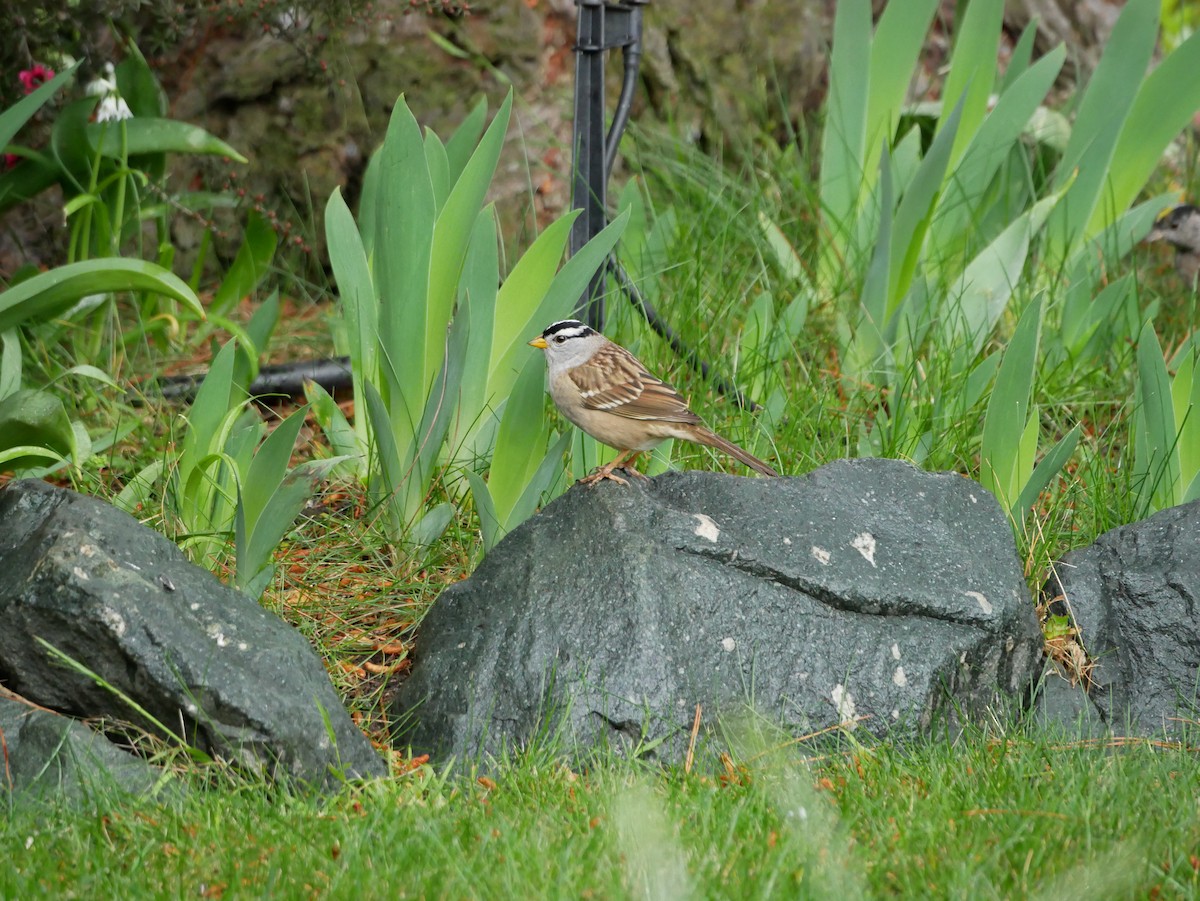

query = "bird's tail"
[[698, 429, 780, 477]]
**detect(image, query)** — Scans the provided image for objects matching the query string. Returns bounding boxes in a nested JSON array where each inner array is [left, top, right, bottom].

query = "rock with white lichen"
[[0, 479, 385, 793], [392, 459, 1044, 766]]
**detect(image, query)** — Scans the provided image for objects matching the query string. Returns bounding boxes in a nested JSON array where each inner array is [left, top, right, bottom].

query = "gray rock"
[[392, 459, 1043, 765], [1044, 500, 1200, 735], [0, 695, 168, 804], [0, 479, 385, 788], [1029, 664, 1107, 739]]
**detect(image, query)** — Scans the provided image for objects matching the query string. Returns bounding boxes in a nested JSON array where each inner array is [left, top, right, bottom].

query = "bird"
[[528, 319, 780, 486], [1146, 203, 1200, 286]]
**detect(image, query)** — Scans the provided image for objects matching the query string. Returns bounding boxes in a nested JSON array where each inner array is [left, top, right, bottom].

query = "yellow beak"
[[528, 336, 548, 349]]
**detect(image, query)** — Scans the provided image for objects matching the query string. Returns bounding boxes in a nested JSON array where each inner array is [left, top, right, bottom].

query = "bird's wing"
[[568, 343, 703, 424]]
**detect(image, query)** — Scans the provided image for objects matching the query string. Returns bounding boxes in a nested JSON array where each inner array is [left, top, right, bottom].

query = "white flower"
[[85, 62, 132, 122], [94, 94, 132, 122], [85, 62, 118, 97]]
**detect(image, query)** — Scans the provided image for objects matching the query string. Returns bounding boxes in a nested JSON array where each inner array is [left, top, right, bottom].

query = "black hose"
[[605, 5, 643, 181], [142, 355, 353, 404]]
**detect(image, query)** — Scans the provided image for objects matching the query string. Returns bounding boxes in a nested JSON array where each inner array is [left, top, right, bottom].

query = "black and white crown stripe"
[[541, 320, 597, 342]]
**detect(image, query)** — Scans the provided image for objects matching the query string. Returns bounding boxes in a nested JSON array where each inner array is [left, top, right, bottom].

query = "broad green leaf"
[[865, 0, 940, 182], [115, 49, 166, 118], [456, 206, 502, 455], [0, 64, 78, 148], [757, 211, 809, 285], [1170, 341, 1199, 505], [819, 0, 872, 282], [1058, 194, 1164, 355], [363, 379, 398, 482], [1133, 320, 1179, 514], [0, 389, 76, 474], [980, 295, 1042, 511], [426, 91, 512, 396], [114, 459, 165, 514], [1015, 423, 1081, 514], [444, 96, 488, 183], [88, 118, 247, 162], [179, 341, 240, 471], [888, 98, 963, 307], [400, 292, 472, 525], [1000, 21, 1039, 91], [210, 211, 278, 316], [239, 457, 349, 595], [410, 502, 454, 552], [739, 291, 776, 401], [305, 379, 364, 467], [1088, 25, 1200, 237], [0, 329, 20, 399], [358, 151, 382, 261], [424, 129, 451, 209], [0, 258, 203, 332], [466, 471, 501, 552], [1017, 409, 1039, 499], [502, 430, 572, 547], [50, 97, 99, 194], [944, 192, 1058, 356], [325, 187, 378, 457], [488, 354, 552, 521], [936, 0, 1004, 166], [1184, 471, 1200, 505], [489, 213, 577, 373], [239, 404, 309, 538], [1047, 0, 1158, 254], [52, 364, 119, 390], [375, 97, 436, 442], [844, 152, 893, 381], [932, 45, 1065, 252], [0, 444, 66, 468]]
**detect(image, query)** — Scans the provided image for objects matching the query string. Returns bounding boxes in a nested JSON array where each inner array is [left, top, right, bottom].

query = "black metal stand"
[[571, 0, 645, 329], [569, 0, 757, 410]]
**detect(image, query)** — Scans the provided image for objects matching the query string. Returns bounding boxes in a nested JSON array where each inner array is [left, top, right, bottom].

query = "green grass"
[[4, 726, 1200, 897]]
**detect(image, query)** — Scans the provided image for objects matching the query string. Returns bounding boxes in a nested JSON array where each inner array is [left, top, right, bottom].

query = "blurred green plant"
[[313, 91, 626, 554]]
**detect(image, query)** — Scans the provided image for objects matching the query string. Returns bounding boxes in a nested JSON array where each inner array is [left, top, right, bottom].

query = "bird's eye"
[[553, 335, 566, 344]]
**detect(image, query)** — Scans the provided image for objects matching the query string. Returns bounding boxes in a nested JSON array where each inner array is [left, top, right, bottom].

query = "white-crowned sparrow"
[[1146, 203, 1200, 286], [529, 319, 780, 485]]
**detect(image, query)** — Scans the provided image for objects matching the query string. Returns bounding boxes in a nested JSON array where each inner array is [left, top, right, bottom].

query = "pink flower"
[[18, 64, 54, 95], [3, 153, 19, 170]]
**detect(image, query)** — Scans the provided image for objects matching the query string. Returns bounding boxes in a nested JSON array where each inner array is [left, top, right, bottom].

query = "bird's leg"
[[579, 450, 643, 487], [620, 451, 649, 481]]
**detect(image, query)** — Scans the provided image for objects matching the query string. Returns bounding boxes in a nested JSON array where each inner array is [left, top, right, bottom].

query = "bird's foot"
[[579, 466, 629, 487], [578, 453, 644, 487]]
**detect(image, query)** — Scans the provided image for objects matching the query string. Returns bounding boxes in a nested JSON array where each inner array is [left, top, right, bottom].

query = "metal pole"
[[569, 0, 646, 330], [566, 2, 759, 410]]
